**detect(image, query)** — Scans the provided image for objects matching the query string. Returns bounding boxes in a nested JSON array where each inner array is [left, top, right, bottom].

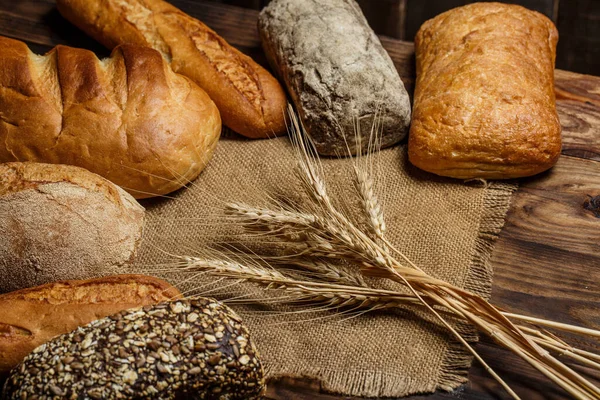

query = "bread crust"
[[0, 36, 221, 198], [0, 162, 145, 293], [408, 3, 561, 179], [56, 0, 288, 139], [0, 274, 181, 375]]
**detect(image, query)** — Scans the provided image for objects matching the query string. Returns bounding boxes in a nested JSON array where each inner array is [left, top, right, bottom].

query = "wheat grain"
[[177, 106, 600, 399]]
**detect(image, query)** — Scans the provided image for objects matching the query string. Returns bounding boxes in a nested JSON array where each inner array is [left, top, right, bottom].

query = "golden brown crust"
[[0, 162, 123, 202], [56, 0, 288, 139], [0, 275, 181, 375], [0, 35, 221, 198], [0, 162, 147, 294], [408, 3, 561, 179]]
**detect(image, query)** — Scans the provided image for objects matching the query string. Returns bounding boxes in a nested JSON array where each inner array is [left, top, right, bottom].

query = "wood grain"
[[0, 1, 598, 399]]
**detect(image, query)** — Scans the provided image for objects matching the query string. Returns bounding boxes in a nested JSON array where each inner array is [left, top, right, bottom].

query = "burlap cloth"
[[134, 135, 517, 398]]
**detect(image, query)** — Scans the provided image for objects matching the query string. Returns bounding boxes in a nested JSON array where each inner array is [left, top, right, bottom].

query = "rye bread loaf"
[[56, 0, 287, 139], [0, 162, 144, 293], [0, 275, 181, 376], [258, 0, 411, 155], [408, 3, 561, 179], [0, 36, 221, 198], [2, 299, 264, 399]]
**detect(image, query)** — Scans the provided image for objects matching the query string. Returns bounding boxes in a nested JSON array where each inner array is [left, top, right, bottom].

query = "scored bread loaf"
[[0, 36, 221, 198], [3, 299, 264, 399], [0, 162, 145, 293], [0, 275, 181, 376], [408, 3, 561, 179], [56, 0, 288, 139]]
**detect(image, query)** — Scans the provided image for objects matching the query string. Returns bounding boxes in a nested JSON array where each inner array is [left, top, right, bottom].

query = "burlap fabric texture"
[[134, 136, 517, 398]]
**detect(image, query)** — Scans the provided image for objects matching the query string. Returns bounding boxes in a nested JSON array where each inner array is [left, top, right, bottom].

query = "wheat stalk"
[[179, 256, 600, 376], [177, 106, 600, 399]]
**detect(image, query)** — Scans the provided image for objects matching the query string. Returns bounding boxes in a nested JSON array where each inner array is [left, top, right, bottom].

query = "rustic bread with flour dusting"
[[0, 275, 181, 376], [0, 36, 220, 198], [56, 0, 288, 139], [258, 0, 411, 156], [0, 162, 145, 293], [408, 3, 561, 179]]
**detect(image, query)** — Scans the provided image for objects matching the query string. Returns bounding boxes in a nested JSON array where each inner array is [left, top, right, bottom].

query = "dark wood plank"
[[357, 0, 407, 39], [556, 0, 600, 76]]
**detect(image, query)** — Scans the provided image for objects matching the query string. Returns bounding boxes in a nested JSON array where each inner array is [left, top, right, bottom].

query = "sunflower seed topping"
[[4, 299, 264, 399]]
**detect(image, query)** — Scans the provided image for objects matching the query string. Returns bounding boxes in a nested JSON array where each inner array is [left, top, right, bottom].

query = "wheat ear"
[[289, 106, 600, 399], [178, 256, 600, 378]]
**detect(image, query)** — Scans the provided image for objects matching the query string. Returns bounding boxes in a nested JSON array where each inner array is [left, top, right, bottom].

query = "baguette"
[[0, 275, 181, 376], [0, 36, 221, 198], [0, 162, 145, 293], [3, 299, 264, 399], [408, 3, 561, 179], [56, 0, 288, 139]]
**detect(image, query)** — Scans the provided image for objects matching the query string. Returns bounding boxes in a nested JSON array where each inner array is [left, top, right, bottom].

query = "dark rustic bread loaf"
[[2, 298, 264, 399], [408, 3, 561, 179], [0, 36, 221, 198], [258, 0, 411, 156], [56, 0, 287, 139], [0, 275, 181, 376], [0, 162, 145, 293]]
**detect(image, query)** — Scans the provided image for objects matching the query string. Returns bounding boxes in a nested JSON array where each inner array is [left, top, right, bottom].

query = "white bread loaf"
[[0, 36, 221, 198]]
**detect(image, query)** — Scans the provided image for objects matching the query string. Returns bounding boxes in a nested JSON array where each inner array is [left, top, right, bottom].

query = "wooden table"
[[1, 1, 598, 398]]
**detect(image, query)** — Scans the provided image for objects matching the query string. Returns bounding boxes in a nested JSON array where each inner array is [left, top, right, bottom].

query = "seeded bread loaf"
[[258, 0, 411, 155], [0, 162, 145, 293], [56, 0, 287, 139], [0, 36, 220, 198], [2, 299, 264, 399], [0, 275, 181, 376], [408, 3, 561, 179]]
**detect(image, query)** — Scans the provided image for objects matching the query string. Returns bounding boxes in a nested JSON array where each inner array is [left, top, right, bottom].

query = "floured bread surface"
[[258, 0, 411, 156], [408, 3, 561, 179], [0, 162, 145, 293]]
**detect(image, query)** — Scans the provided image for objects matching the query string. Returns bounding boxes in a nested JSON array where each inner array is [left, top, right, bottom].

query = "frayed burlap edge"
[[265, 181, 518, 398], [437, 181, 518, 392]]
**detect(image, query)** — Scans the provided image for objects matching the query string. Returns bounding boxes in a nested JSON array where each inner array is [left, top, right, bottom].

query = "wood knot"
[[584, 195, 600, 218]]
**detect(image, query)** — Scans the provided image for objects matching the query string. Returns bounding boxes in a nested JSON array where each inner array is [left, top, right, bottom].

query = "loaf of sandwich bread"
[[0, 36, 221, 198], [408, 3, 561, 179], [56, 0, 288, 139], [0, 275, 181, 375]]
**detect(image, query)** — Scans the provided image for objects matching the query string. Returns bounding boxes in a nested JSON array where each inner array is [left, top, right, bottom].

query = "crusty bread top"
[[0, 36, 221, 198], [0, 275, 181, 374], [0, 162, 127, 205], [56, 0, 288, 138], [409, 3, 561, 179], [0, 274, 181, 305]]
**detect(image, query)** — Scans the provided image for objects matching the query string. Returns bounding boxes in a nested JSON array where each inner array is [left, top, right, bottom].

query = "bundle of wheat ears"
[[169, 107, 600, 399]]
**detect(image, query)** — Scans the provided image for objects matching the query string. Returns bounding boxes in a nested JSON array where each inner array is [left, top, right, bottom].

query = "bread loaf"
[[3, 299, 264, 399], [0, 162, 144, 292], [0, 36, 220, 198], [0, 275, 181, 375], [258, 0, 411, 156], [408, 3, 561, 179], [56, 0, 288, 139]]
